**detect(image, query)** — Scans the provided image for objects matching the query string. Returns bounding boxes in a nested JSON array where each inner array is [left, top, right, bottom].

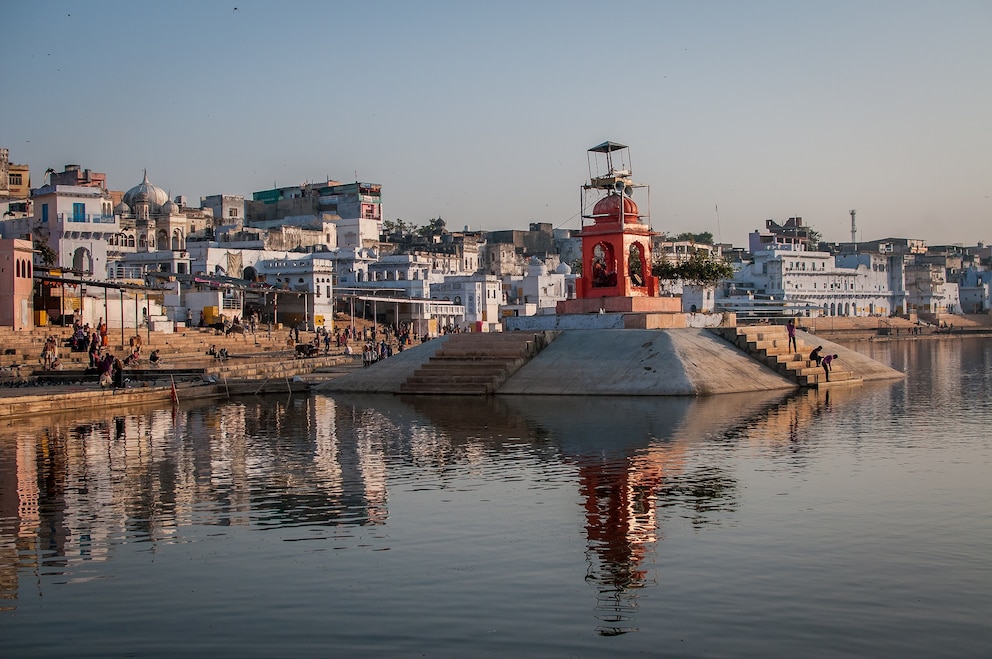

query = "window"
[[73, 203, 85, 221], [10, 173, 22, 186], [229, 208, 238, 217], [42, 203, 49, 223]]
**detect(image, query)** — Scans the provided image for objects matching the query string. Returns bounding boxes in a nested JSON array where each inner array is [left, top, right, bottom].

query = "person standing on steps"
[[822, 353, 838, 382], [786, 318, 798, 353]]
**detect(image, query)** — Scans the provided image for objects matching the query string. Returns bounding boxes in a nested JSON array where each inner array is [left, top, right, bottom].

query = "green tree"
[[32, 227, 58, 266], [416, 217, 447, 237], [652, 249, 735, 286], [673, 231, 714, 245]]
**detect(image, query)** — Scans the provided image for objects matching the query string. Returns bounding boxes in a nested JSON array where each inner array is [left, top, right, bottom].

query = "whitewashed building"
[[500, 257, 572, 318], [23, 183, 117, 275], [721, 244, 911, 318], [432, 274, 504, 331]]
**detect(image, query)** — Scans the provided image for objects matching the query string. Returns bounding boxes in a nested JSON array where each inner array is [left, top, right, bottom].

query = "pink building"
[[0, 238, 35, 329]]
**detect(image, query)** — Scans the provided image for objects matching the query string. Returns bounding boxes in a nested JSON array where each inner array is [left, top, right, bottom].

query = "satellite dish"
[[624, 186, 633, 196]]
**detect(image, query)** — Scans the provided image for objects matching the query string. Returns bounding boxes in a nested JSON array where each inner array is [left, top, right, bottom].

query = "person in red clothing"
[[786, 318, 798, 352], [822, 353, 838, 382]]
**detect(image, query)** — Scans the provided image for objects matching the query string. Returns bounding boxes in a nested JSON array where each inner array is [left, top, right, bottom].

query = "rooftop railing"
[[62, 212, 117, 224]]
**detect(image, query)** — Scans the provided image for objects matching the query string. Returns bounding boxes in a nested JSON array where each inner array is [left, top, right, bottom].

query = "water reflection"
[[1, 384, 883, 634]]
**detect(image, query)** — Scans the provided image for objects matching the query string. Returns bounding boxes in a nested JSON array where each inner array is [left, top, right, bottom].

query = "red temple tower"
[[560, 142, 678, 315]]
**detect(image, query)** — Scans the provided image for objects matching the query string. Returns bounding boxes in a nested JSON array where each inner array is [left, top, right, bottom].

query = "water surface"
[[1, 338, 990, 657]]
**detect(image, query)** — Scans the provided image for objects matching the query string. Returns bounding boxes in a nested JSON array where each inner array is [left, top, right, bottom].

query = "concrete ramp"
[[498, 329, 796, 396]]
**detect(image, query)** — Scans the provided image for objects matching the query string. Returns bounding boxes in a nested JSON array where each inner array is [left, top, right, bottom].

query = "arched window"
[[628, 242, 645, 287], [591, 242, 616, 288]]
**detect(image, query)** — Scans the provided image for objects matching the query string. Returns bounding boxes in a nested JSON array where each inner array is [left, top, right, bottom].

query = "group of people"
[[788, 319, 840, 382], [361, 340, 394, 367], [808, 345, 839, 382]]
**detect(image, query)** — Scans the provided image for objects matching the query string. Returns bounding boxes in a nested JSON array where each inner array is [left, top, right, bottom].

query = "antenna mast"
[[850, 209, 857, 248]]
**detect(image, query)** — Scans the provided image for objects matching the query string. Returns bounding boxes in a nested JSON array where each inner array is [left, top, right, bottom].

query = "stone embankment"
[[807, 313, 992, 342], [322, 327, 905, 397], [0, 323, 359, 420]]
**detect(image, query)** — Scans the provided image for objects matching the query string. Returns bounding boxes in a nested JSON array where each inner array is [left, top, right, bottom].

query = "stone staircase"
[[399, 331, 556, 395], [715, 325, 861, 388]]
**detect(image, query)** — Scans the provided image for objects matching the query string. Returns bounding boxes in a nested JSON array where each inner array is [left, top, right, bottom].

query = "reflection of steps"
[[399, 332, 555, 395], [716, 325, 861, 388]]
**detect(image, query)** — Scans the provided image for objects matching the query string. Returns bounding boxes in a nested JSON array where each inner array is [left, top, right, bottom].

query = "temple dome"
[[527, 256, 548, 276], [114, 201, 131, 215], [162, 199, 179, 215], [122, 170, 169, 212], [555, 261, 572, 275], [592, 193, 639, 225]]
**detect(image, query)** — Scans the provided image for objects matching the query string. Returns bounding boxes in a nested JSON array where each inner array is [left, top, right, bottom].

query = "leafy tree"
[[651, 249, 735, 286], [416, 217, 447, 237], [32, 227, 58, 266], [34, 240, 58, 266], [673, 231, 714, 245]]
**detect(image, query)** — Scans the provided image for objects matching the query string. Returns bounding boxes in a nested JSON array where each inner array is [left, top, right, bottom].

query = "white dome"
[[527, 257, 548, 276], [162, 199, 179, 214], [114, 201, 131, 215], [122, 170, 169, 212], [555, 261, 572, 275]]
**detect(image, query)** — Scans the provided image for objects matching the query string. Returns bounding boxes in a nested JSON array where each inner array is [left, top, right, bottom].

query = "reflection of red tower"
[[572, 448, 679, 636]]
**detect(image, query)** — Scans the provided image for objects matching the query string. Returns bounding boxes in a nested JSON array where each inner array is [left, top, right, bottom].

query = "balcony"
[[61, 212, 118, 224]]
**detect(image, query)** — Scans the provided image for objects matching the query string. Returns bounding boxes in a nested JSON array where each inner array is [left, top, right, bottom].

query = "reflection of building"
[[0, 396, 395, 609], [574, 446, 680, 636]]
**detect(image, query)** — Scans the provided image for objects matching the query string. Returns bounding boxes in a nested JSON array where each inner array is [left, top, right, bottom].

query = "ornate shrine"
[[559, 142, 678, 316]]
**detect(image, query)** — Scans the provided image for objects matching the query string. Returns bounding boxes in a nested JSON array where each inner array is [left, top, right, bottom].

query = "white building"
[[722, 243, 910, 318], [431, 274, 504, 331], [23, 184, 118, 275], [501, 257, 572, 318], [200, 194, 245, 226], [904, 263, 960, 314]]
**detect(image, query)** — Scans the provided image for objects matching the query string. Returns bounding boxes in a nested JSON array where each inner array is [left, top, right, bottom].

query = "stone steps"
[[715, 325, 860, 389], [398, 332, 555, 395]]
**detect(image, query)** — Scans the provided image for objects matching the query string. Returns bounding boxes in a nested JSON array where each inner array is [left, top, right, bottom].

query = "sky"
[[4, 0, 990, 247]]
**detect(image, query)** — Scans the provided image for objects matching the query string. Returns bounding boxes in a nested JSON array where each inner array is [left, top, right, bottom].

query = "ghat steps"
[[398, 332, 555, 395], [716, 325, 862, 388]]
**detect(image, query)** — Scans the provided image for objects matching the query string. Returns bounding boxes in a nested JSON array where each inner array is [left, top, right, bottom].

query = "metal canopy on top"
[[588, 141, 628, 153]]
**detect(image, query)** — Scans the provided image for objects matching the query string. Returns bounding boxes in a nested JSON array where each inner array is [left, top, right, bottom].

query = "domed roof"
[[114, 201, 131, 215], [527, 256, 548, 276], [555, 261, 572, 275], [162, 199, 179, 214], [592, 192, 639, 225], [122, 170, 169, 211]]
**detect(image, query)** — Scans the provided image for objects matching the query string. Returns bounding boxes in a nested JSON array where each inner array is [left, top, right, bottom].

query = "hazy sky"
[[4, 1, 990, 247]]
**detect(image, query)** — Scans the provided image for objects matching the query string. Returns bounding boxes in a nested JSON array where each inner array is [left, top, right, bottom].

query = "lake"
[[1, 337, 990, 657]]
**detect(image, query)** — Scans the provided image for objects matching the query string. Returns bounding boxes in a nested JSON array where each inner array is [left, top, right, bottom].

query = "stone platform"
[[320, 328, 906, 397]]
